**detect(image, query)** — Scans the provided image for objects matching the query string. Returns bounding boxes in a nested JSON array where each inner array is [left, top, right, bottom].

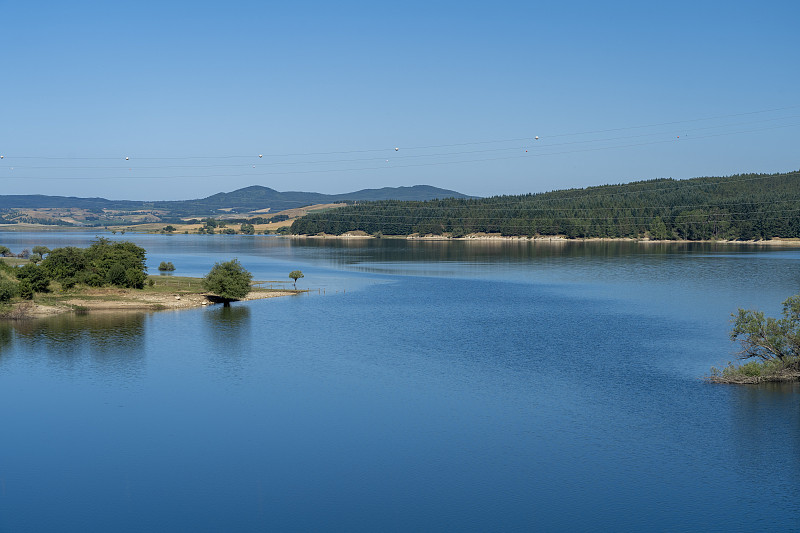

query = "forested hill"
[[290, 171, 800, 240]]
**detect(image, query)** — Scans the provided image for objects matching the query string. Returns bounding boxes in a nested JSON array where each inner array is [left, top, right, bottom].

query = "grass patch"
[[0, 257, 30, 267], [145, 275, 206, 293], [708, 357, 800, 384]]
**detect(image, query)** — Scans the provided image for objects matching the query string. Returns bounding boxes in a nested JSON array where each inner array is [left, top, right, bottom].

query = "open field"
[[104, 203, 345, 233]]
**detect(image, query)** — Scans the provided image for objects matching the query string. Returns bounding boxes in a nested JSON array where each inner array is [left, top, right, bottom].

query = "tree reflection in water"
[[5, 312, 147, 376]]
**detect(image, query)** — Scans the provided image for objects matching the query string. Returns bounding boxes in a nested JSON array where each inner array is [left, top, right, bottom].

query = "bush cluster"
[[1, 238, 150, 302]]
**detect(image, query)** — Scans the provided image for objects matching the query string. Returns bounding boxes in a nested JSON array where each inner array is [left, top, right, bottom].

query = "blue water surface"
[[0, 233, 798, 531]]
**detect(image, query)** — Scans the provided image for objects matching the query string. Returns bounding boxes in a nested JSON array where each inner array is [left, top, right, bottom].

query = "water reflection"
[[0, 322, 13, 354], [6, 312, 147, 375], [203, 305, 252, 378]]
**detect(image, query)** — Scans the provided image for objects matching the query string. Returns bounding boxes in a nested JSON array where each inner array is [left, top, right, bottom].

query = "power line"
[[3, 104, 798, 162]]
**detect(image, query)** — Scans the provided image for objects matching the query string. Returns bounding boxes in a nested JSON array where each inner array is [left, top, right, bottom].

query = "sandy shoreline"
[[290, 232, 800, 245], [7, 289, 298, 319]]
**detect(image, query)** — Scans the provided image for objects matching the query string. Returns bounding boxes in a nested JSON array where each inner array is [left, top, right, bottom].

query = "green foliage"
[[15, 264, 51, 293], [240, 223, 255, 235], [163, 225, 177, 233], [42, 246, 87, 281], [0, 246, 10, 257], [40, 239, 147, 289], [106, 263, 127, 286], [0, 279, 17, 302], [32, 245, 50, 257], [291, 171, 800, 240], [222, 228, 236, 235], [289, 270, 304, 288], [202, 259, 252, 301], [17, 280, 34, 300], [85, 238, 147, 288], [730, 293, 800, 362], [158, 261, 176, 271], [709, 356, 798, 382], [0, 260, 15, 276]]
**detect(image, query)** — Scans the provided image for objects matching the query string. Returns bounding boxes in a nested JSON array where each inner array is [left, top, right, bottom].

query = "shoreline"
[[3, 288, 299, 320], [707, 371, 800, 385], [289, 232, 800, 246], [3, 224, 800, 246]]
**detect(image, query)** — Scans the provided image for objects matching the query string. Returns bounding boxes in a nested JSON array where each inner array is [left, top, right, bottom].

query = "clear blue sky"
[[2, 1, 798, 200]]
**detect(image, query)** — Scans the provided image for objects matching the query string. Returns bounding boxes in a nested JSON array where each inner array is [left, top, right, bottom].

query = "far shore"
[[3, 223, 800, 246], [289, 231, 800, 246]]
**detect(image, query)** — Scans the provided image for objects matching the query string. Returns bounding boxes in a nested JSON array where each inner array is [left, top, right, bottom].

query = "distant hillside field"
[[0, 185, 472, 226], [290, 171, 800, 240]]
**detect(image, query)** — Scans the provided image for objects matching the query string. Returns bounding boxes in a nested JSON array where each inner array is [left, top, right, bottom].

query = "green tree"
[[649, 217, 672, 240], [289, 270, 304, 289], [15, 264, 51, 293], [0, 246, 10, 257], [0, 279, 17, 302], [158, 261, 176, 271], [730, 293, 800, 363], [41, 246, 87, 283], [85, 238, 148, 289], [203, 259, 252, 305], [32, 245, 50, 257]]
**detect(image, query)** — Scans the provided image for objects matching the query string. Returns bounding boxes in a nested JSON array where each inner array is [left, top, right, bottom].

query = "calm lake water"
[[1, 232, 799, 531]]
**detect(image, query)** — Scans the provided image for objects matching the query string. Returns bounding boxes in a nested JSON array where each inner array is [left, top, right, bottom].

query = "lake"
[[1, 233, 799, 531]]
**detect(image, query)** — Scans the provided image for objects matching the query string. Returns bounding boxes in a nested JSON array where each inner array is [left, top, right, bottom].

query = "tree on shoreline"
[[730, 294, 800, 363], [289, 270, 304, 289], [203, 259, 252, 306]]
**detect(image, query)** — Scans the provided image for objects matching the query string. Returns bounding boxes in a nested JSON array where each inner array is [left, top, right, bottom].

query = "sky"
[[1, 0, 799, 201]]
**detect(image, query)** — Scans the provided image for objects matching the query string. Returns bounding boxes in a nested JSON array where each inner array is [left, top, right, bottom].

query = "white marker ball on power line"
[[535, 136, 539, 140], [395, 147, 399, 151], [258, 154, 263, 158], [0, 155, 4, 159], [125, 156, 129, 160]]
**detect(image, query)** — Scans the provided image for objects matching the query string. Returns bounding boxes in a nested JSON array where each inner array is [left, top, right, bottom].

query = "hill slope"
[[0, 185, 472, 225], [291, 171, 800, 240]]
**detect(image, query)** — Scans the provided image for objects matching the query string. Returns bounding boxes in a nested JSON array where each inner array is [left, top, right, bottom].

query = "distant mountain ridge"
[[0, 184, 473, 219]]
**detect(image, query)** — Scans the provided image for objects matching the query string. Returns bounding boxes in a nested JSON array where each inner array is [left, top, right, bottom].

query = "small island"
[[0, 239, 300, 319]]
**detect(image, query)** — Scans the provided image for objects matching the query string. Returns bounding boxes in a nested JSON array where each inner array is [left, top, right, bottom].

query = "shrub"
[[124, 268, 147, 289], [15, 264, 51, 293], [42, 246, 88, 281], [158, 261, 176, 271], [81, 272, 105, 287], [203, 259, 252, 302], [17, 280, 34, 300], [0, 279, 17, 302], [106, 263, 127, 286]]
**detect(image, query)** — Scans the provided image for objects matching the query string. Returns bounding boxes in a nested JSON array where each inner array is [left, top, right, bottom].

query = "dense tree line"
[[291, 171, 800, 240], [0, 238, 148, 302]]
